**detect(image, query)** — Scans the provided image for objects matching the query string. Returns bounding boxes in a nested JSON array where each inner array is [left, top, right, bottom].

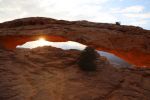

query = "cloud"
[[111, 5, 150, 29], [130, 20, 148, 26], [122, 5, 144, 13], [123, 13, 150, 19], [112, 5, 150, 19], [112, 5, 144, 13], [0, 0, 114, 22]]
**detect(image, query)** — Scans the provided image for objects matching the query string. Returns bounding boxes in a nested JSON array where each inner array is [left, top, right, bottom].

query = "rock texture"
[[0, 17, 150, 67], [0, 17, 149, 53], [0, 17, 150, 100], [0, 46, 150, 100]]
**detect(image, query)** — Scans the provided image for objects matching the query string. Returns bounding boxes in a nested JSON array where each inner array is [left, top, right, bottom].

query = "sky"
[[0, 0, 150, 30]]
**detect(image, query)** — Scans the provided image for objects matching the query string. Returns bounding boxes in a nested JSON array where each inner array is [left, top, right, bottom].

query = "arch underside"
[[0, 31, 149, 67]]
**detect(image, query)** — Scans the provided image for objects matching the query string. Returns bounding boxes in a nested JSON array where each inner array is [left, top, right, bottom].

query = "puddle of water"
[[16, 38, 131, 67]]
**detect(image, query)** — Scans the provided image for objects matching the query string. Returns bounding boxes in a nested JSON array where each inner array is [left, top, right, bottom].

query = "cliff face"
[[0, 46, 150, 100]]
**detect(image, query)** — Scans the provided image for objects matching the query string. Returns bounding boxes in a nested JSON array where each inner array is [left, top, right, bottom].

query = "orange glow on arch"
[[0, 35, 149, 68]]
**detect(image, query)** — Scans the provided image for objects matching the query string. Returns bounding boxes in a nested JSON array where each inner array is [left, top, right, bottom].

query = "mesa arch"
[[0, 17, 150, 67], [0, 34, 149, 67]]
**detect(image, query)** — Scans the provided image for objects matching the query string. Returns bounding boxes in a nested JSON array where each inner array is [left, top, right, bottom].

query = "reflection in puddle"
[[16, 38, 131, 67]]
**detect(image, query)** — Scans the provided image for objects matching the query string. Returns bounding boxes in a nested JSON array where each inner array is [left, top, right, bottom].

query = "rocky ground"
[[0, 46, 150, 100]]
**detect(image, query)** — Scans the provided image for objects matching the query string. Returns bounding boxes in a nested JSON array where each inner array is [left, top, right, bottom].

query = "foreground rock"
[[0, 46, 150, 100]]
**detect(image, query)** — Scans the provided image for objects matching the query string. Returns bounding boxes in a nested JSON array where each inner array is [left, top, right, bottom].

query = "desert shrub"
[[116, 22, 121, 25], [77, 47, 98, 71]]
